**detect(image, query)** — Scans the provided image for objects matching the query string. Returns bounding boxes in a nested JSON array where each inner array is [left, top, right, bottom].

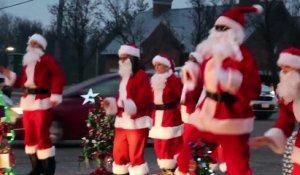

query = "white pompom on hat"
[[28, 33, 47, 50], [277, 47, 300, 69], [118, 43, 140, 58]]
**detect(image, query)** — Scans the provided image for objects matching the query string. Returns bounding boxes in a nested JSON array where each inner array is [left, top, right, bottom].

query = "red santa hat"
[[28, 33, 47, 50], [118, 43, 140, 58], [214, 4, 263, 36], [152, 53, 175, 72], [189, 52, 203, 64], [277, 47, 300, 69]]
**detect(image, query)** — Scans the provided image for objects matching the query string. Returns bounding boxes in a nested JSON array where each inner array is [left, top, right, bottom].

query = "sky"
[[0, 0, 191, 27]]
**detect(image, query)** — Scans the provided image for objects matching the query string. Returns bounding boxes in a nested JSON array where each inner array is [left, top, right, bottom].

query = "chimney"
[[153, 0, 173, 17]]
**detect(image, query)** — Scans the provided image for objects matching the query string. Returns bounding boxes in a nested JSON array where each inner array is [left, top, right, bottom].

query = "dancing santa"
[[250, 48, 300, 175], [149, 54, 183, 175], [103, 44, 152, 175], [176, 5, 262, 175], [2, 33, 64, 175]]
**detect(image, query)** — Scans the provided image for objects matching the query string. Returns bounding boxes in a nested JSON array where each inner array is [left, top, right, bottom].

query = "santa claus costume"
[[149, 54, 183, 174], [261, 48, 300, 175], [104, 44, 152, 175], [5, 33, 64, 175], [176, 5, 262, 175]]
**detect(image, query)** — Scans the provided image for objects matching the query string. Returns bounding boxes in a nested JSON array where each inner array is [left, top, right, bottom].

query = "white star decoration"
[[80, 89, 99, 105]]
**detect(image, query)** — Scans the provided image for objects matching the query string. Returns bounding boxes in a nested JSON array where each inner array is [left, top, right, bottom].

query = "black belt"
[[25, 88, 50, 94], [154, 103, 178, 110], [206, 91, 237, 104]]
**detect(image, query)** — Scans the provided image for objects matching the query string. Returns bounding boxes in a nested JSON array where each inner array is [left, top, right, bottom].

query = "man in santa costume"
[[103, 44, 152, 175], [1, 33, 64, 175], [149, 54, 183, 175], [250, 48, 300, 175], [176, 5, 262, 175]]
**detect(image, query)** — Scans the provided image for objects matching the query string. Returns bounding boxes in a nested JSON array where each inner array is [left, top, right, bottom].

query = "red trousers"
[[23, 109, 54, 159], [153, 136, 182, 169], [177, 124, 251, 175], [113, 128, 149, 175]]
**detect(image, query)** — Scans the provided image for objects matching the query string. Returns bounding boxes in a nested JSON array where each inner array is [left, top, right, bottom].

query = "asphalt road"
[[7, 113, 287, 175]]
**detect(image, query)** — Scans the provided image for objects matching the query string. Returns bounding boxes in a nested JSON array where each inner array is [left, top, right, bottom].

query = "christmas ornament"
[[81, 89, 99, 105]]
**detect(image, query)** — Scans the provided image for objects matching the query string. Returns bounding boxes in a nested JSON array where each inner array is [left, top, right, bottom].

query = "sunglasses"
[[215, 25, 230, 31]]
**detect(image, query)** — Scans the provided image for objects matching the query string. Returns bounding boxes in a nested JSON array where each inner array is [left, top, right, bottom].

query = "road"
[[9, 113, 286, 175]]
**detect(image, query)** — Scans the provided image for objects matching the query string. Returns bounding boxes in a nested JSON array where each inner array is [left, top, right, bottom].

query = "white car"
[[250, 85, 278, 120]]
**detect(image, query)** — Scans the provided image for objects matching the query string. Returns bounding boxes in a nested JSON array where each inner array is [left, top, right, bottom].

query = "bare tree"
[[283, 0, 300, 16]]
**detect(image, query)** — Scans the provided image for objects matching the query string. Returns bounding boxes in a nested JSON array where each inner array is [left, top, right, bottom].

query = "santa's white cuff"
[[123, 99, 137, 115], [292, 146, 300, 164], [218, 68, 243, 93], [104, 97, 117, 115], [4, 71, 17, 86], [50, 94, 62, 105], [264, 128, 287, 154]]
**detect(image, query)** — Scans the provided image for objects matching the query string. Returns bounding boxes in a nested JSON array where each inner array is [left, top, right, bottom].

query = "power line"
[[0, 0, 35, 11]]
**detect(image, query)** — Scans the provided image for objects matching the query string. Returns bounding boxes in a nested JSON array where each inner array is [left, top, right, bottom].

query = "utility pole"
[[54, 0, 65, 62]]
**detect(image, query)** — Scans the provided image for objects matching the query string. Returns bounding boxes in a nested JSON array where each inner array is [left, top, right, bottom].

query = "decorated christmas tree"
[[0, 92, 16, 175], [188, 139, 217, 175], [79, 92, 115, 175]]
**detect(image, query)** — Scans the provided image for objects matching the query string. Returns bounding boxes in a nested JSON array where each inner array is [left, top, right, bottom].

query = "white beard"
[[277, 70, 300, 104], [151, 69, 172, 92], [118, 59, 132, 78], [196, 28, 243, 64], [23, 46, 44, 65]]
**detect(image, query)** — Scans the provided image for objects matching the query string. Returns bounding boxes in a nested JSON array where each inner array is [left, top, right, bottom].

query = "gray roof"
[[102, 6, 255, 55]]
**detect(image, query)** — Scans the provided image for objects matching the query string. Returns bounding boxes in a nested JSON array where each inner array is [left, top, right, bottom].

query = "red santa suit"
[[149, 54, 183, 171], [177, 5, 262, 175], [7, 47, 64, 159], [262, 48, 300, 175], [104, 44, 152, 175]]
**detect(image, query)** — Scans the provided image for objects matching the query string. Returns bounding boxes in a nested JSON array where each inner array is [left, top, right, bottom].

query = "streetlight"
[[5, 46, 15, 52]]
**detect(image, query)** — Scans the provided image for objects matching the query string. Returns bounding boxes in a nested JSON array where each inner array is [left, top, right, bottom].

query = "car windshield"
[[261, 85, 270, 92]]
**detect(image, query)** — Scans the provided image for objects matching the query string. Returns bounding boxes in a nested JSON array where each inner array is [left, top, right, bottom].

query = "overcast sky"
[[0, 0, 191, 27]]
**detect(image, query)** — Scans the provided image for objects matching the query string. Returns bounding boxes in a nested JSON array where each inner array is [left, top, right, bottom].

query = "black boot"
[[28, 154, 43, 175], [41, 157, 56, 175]]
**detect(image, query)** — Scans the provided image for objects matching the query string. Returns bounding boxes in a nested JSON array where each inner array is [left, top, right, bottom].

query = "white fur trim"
[[50, 94, 62, 105], [152, 55, 171, 67], [292, 146, 300, 164], [37, 146, 55, 159], [215, 16, 245, 44], [180, 105, 189, 123], [128, 162, 149, 175], [25, 145, 37, 154], [253, 4, 263, 14], [293, 99, 300, 122], [277, 53, 300, 69], [28, 34, 47, 50], [264, 128, 287, 154], [186, 98, 254, 134], [123, 99, 137, 115], [21, 95, 52, 110], [219, 162, 227, 172], [149, 125, 183, 139], [24, 61, 37, 88], [115, 113, 152, 129], [104, 97, 117, 115], [157, 158, 176, 169], [118, 45, 140, 58], [218, 68, 243, 94], [112, 162, 129, 174], [4, 71, 16, 86]]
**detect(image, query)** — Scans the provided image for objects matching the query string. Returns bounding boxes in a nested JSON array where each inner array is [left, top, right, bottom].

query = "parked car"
[[250, 84, 278, 120]]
